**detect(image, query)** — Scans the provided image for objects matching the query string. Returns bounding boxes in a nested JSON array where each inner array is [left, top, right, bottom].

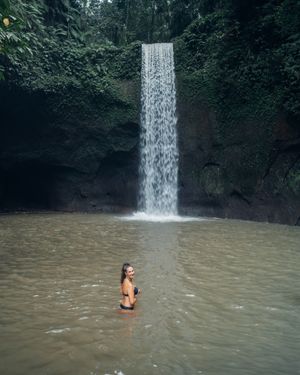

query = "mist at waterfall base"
[[131, 43, 191, 222]]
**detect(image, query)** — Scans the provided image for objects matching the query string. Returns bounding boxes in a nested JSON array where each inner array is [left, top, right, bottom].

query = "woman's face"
[[126, 266, 135, 279]]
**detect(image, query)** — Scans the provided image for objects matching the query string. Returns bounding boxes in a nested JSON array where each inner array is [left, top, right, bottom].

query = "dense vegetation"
[[176, 0, 300, 127], [0, 0, 299, 221], [1, 0, 299, 125]]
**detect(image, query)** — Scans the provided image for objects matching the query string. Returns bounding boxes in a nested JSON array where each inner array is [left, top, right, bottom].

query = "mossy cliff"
[[173, 11, 300, 225], [176, 72, 300, 224], [0, 41, 142, 212], [0, 30, 299, 224]]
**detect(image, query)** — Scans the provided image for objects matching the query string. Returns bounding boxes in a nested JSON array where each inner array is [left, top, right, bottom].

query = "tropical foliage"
[[175, 0, 300, 123], [0, 0, 299, 122]]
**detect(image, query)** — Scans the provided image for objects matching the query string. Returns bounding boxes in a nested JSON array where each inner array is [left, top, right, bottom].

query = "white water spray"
[[138, 43, 178, 217]]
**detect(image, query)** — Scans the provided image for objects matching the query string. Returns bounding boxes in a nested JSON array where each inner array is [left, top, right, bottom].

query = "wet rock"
[[0, 77, 299, 225]]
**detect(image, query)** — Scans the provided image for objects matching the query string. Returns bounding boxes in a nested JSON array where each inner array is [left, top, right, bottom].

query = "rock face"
[[0, 75, 299, 225], [0, 82, 140, 212], [176, 75, 300, 225]]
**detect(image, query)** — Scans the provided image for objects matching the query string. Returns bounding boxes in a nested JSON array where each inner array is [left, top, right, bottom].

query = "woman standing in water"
[[120, 263, 140, 311]]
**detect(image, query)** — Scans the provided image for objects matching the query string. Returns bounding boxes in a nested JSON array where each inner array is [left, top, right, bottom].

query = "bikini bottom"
[[120, 303, 134, 310]]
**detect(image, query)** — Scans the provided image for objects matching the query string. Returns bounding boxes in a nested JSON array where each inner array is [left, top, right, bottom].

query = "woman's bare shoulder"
[[122, 279, 133, 291], [125, 280, 133, 289]]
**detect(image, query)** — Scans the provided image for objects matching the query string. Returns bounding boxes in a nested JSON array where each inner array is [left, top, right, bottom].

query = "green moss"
[[200, 165, 225, 197], [287, 166, 300, 195], [174, 4, 300, 138], [176, 71, 215, 106], [8, 38, 141, 99]]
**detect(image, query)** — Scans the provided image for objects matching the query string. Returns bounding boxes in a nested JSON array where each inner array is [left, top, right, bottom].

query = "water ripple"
[[0, 213, 299, 375]]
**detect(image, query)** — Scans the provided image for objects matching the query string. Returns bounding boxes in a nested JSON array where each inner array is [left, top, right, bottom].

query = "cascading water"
[[138, 43, 178, 217]]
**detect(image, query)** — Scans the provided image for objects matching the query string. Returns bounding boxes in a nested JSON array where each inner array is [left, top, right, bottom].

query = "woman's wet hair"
[[120, 262, 131, 284]]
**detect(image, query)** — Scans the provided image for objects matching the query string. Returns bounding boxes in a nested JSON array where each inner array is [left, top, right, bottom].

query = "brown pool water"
[[0, 213, 299, 375]]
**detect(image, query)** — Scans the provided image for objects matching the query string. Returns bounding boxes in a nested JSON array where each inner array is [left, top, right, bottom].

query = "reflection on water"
[[0, 213, 299, 375]]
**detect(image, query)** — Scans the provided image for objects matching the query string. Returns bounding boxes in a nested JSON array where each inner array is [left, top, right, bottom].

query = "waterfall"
[[138, 43, 178, 216]]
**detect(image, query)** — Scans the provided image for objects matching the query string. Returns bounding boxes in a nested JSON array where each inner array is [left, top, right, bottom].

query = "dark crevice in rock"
[[202, 162, 220, 168], [223, 141, 244, 149], [97, 147, 138, 171], [261, 138, 285, 181], [281, 138, 300, 152], [284, 155, 300, 180], [230, 190, 251, 205], [262, 141, 300, 182]]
